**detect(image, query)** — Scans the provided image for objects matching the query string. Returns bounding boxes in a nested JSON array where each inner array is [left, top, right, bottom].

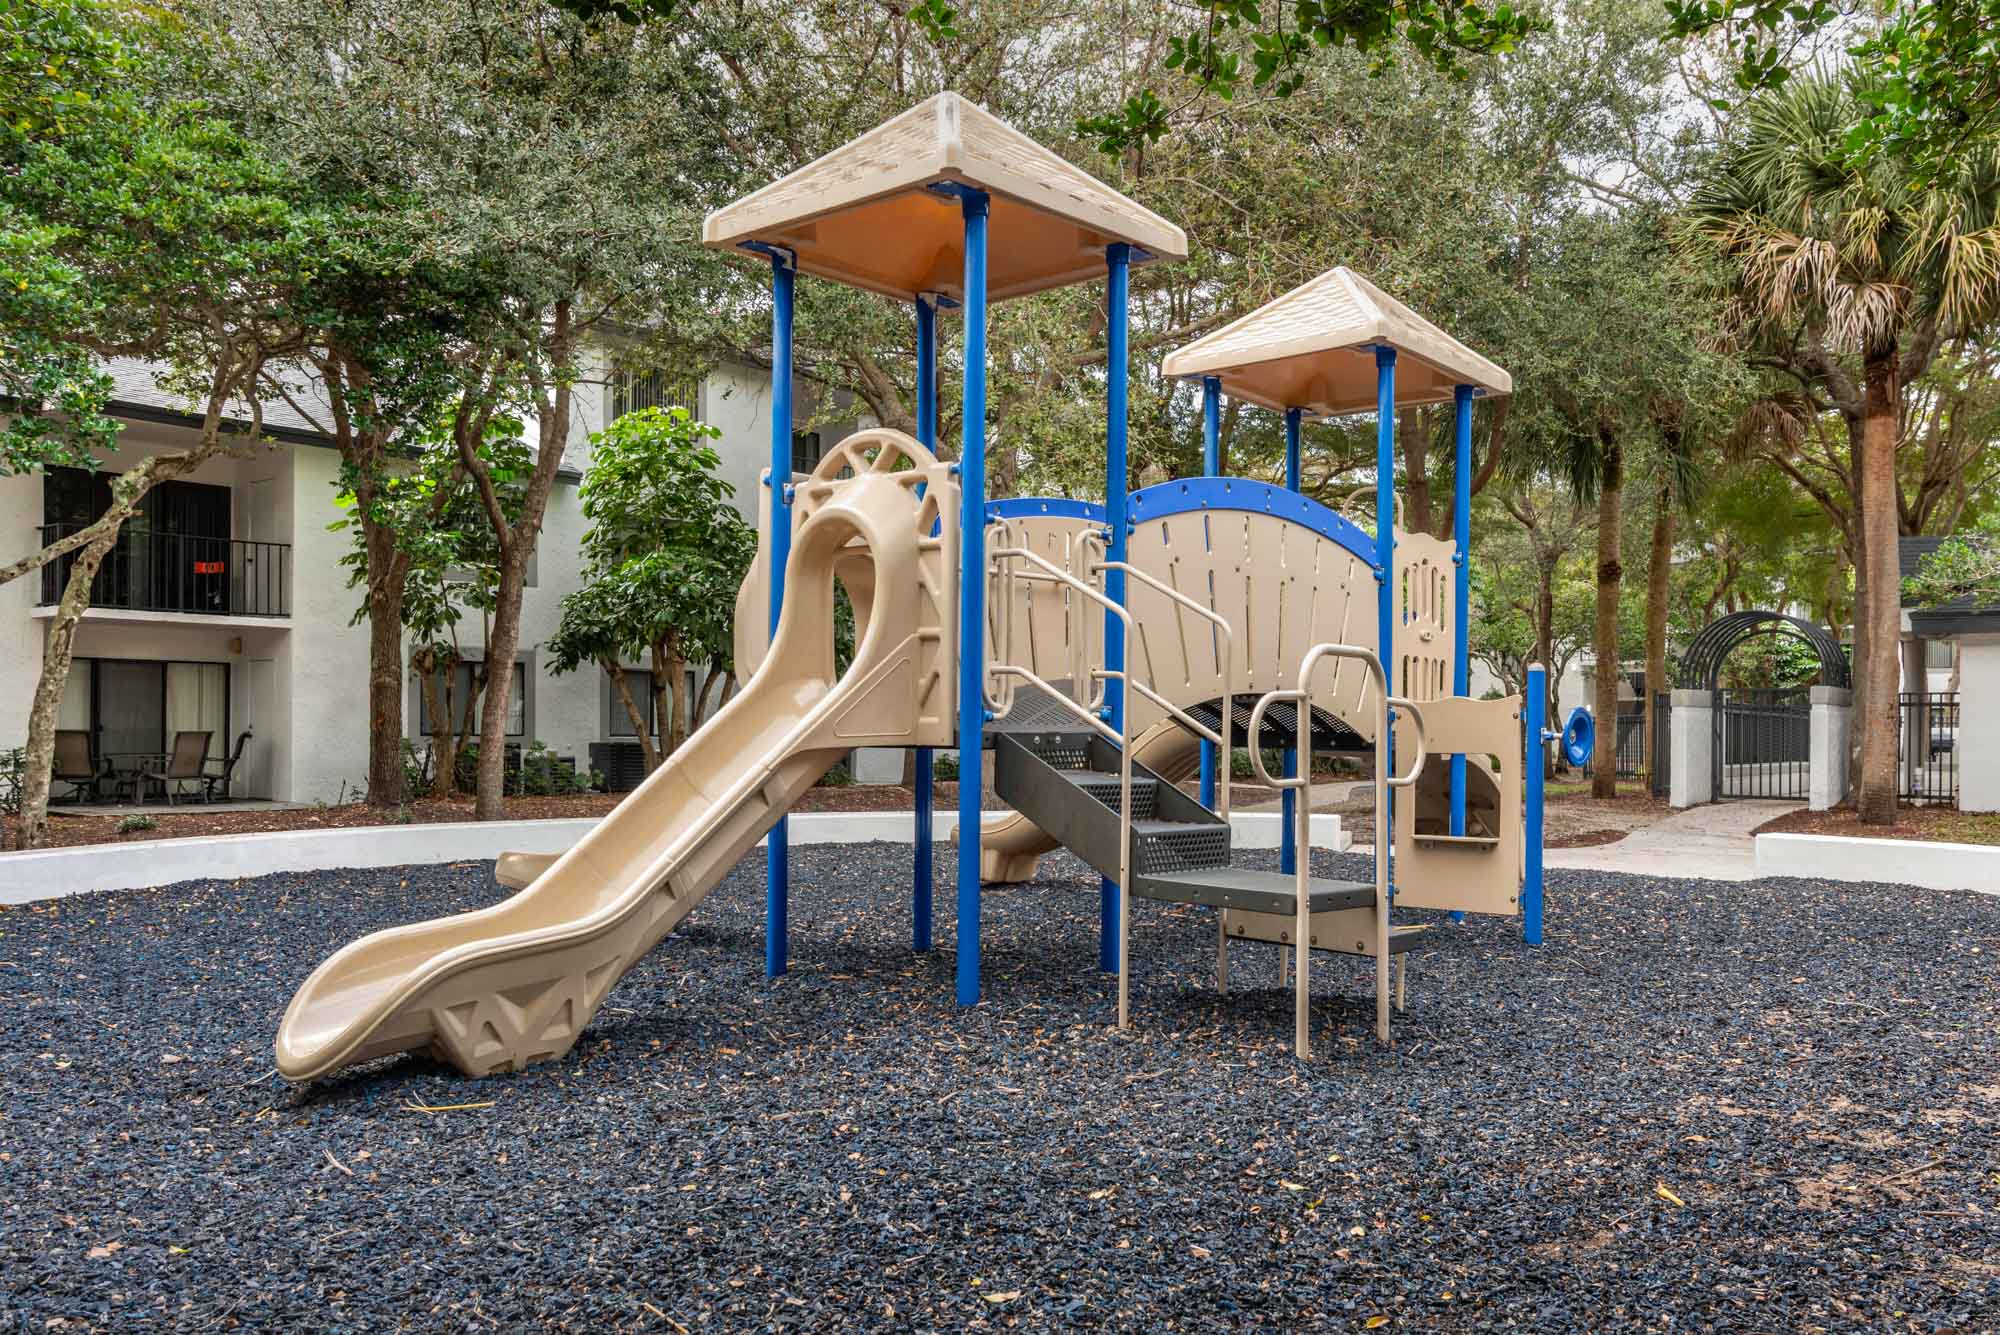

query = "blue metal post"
[[955, 194, 990, 1006], [1449, 384, 1474, 925], [1281, 406, 1303, 876], [1450, 386, 1473, 839], [913, 296, 937, 953], [765, 254, 795, 979], [1374, 347, 1397, 897], [1101, 242, 1132, 974], [1523, 663, 1547, 945], [1199, 376, 1222, 812]]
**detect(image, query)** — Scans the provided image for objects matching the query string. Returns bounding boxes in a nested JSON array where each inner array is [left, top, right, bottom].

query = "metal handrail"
[[1243, 642, 1430, 1057], [1080, 533, 1236, 822], [986, 538, 1139, 1028]]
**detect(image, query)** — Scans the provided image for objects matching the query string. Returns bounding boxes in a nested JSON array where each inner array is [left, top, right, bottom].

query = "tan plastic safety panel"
[[972, 508, 1459, 882], [276, 430, 956, 1081], [1390, 695, 1523, 917]]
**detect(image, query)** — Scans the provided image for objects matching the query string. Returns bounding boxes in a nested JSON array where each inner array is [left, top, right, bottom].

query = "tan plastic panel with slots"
[[948, 507, 1460, 883], [276, 430, 956, 1081], [1389, 694, 1523, 917]]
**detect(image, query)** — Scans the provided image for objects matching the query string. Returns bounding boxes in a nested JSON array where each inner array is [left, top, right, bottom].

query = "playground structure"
[[276, 93, 1554, 1080]]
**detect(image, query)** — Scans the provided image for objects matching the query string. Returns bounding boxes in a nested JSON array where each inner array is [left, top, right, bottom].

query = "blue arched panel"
[[986, 496, 1107, 525], [1127, 477, 1379, 570]]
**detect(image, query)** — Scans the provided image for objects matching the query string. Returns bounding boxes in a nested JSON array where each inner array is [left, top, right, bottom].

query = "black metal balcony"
[[35, 524, 291, 618]]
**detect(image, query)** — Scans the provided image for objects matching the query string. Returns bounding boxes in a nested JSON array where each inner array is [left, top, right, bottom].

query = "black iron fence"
[[1651, 692, 1671, 798], [1713, 687, 1810, 799], [36, 524, 290, 617], [1897, 691, 1958, 805], [1608, 703, 1646, 776]]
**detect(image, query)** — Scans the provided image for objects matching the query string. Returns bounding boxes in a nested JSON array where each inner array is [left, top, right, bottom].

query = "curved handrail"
[[1241, 641, 1432, 1058]]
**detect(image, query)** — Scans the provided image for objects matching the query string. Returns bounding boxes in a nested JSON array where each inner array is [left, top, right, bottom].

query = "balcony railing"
[[35, 524, 291, 618]]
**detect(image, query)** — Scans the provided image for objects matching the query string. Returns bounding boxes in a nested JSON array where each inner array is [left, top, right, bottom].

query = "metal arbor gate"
[[1677, 611, 1851, 803], [1713, 687, 1811, 798]]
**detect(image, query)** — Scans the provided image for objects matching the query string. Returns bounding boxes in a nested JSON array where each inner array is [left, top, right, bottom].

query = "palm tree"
[[1683, 76, 2000, 824]]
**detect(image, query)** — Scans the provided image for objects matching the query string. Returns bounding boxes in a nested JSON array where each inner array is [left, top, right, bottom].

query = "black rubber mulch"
[[2, 845, 1996, 1331]]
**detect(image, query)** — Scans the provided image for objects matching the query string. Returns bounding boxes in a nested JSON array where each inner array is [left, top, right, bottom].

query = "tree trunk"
[[465, 302, 575, 821], [1848, 528, 1867, 798], [605, 660, 659, 772], [662, 631, 689, 754], [473, 554, 527, 820], [14, 529, 121, 849], [411, 647, 454, 799], [1591, 427, 1624, 798], [693, 659, 723, 729], [1856, 357, 1903, 824], [649, 641, 673, 763], [1642, 476, 1674, 783], [361, 508, 408, 806], [1400, 409, 1431, 536]]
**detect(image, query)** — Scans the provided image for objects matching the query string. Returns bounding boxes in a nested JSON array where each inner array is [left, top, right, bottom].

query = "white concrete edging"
[[1, 810, 1345, 905], [1754, 832, 2000, 895]]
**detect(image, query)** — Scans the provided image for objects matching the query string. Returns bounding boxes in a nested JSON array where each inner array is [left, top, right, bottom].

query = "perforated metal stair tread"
[[1132, 869, 1375, 915]]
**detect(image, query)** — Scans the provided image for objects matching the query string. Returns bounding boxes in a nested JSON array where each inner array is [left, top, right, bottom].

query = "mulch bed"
[[9, 784, 969, 851], [2, 847, 1995, 1328], [1546, 828, 1629, 848], [1754, 804, 2000, 847]]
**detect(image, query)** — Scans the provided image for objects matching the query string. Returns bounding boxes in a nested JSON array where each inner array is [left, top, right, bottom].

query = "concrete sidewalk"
[[1548, 800, 1797, 881]]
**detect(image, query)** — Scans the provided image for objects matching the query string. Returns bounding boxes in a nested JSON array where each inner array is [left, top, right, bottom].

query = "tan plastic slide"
[[276, 431, 957, 1081]]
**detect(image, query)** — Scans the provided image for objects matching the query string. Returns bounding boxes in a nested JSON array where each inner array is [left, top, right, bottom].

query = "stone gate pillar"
[[1808, 686, 1852, 811], [1669, 689, 1713, 808]]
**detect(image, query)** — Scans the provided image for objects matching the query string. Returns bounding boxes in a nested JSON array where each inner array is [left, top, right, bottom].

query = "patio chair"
[[201, 728, 253, 802], [52, 729, 105, 803], [140, 730, 212, 805]]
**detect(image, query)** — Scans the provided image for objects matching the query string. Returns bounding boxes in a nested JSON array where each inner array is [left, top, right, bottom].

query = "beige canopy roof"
[[702, 92, 1187, 304], [1161, 267, 1511, 416]]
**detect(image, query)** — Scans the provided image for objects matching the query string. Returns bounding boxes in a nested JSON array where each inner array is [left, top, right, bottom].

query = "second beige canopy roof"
[[1161, 267, 1510, 416]]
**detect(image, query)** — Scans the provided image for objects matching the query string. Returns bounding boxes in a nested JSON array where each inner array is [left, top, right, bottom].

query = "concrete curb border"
[[0, 810, 1344, 905], [1754, 831, 2000, 895]]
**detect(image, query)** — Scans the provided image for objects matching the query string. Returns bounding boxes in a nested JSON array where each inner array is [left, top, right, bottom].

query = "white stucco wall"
[[1957, 637, 2000, 812]]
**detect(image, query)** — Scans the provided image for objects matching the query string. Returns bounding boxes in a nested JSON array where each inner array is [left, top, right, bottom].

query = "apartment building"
[[2, 355, 846, 803]]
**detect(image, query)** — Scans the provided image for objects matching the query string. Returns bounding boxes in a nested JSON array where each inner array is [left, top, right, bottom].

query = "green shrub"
[[817, 761, 853, 788], [0, 747, 24, 818], [116, 814, 157, 834], [931, 750, 960, 782], [520, 741, 592, 796]]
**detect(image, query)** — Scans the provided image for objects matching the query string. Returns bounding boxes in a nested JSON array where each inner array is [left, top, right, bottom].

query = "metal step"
[[1062, 770, 1158, 819], [1412, 832, 1499, 851], [1222, 911, 1430, 957], [1186, 694, 1372, 754], [1133, 867, 1374, 916], [991, 731, 1229, 885]]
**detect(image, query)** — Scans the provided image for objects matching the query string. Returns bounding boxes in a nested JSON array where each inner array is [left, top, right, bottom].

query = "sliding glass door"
[[83, 659, 230, 760]]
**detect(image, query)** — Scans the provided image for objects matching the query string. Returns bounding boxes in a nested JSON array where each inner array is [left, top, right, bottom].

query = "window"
[[607, 669, 656, 737], [1924, 639, 1956, 670], [418, 661, 526, 738], [605, 667, 709, 738], [610, 369, 699, 422], [792, 430, 823, 475], [65, 657, 228, 758]]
